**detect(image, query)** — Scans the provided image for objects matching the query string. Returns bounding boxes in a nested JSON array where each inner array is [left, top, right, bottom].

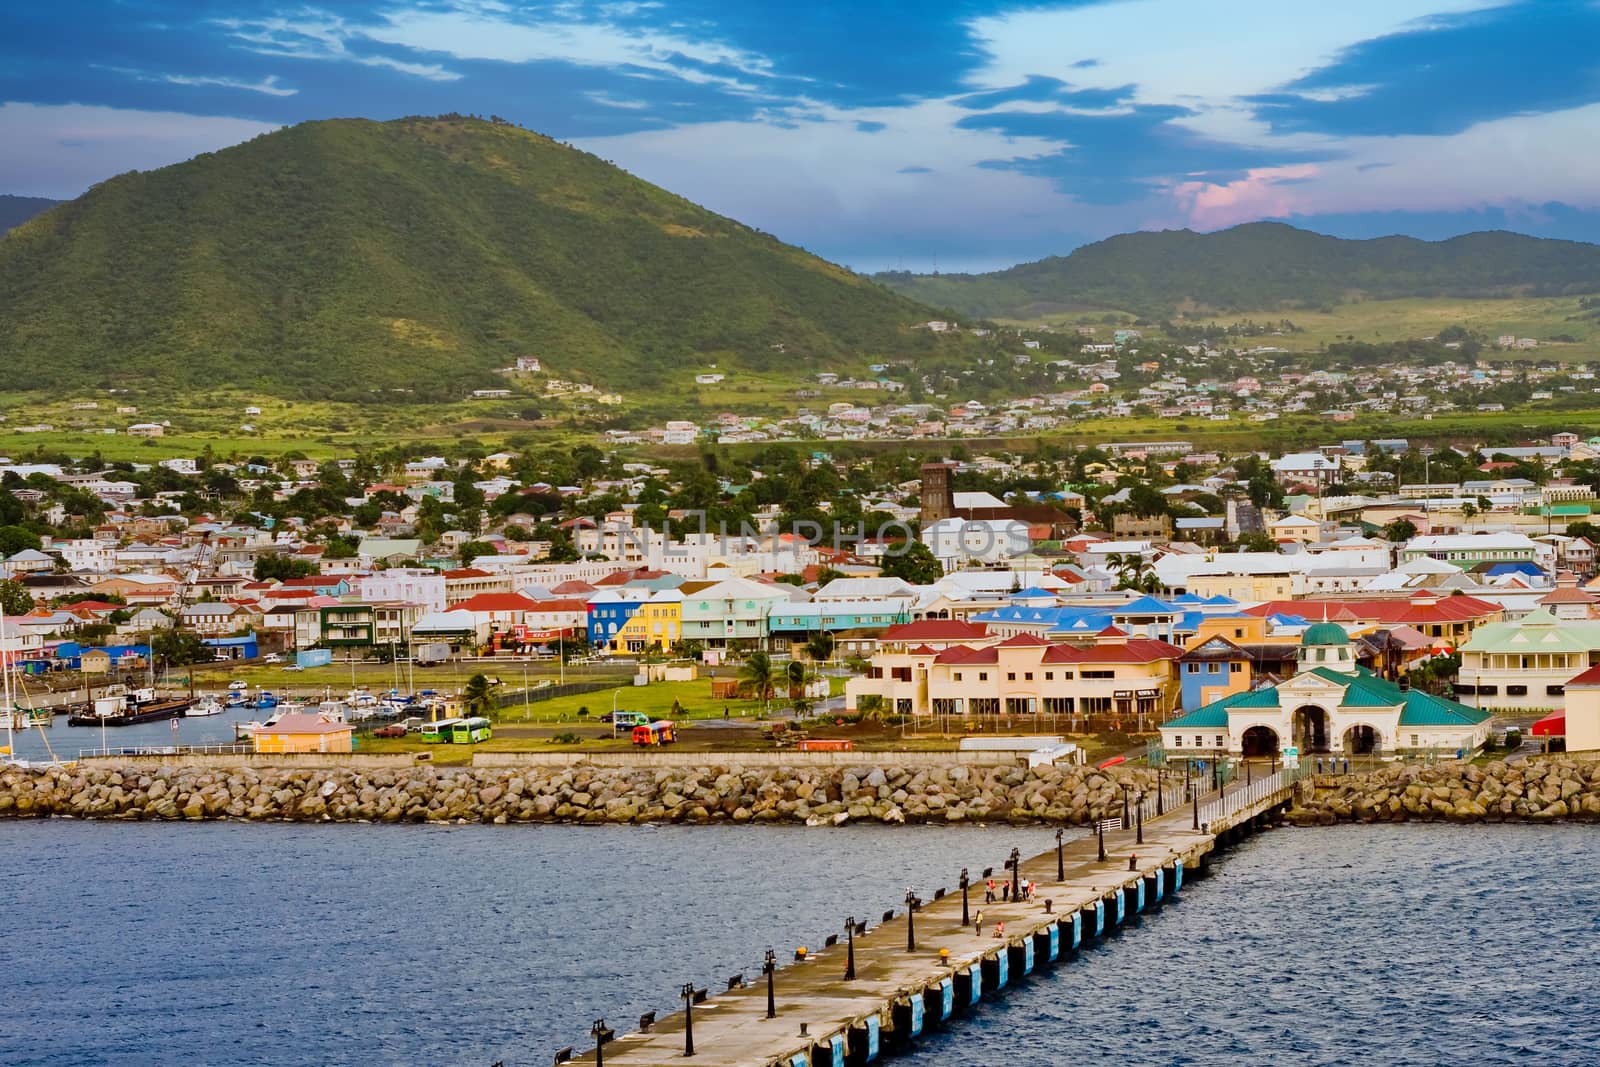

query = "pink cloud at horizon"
[[1168, 163, 1322, 230]]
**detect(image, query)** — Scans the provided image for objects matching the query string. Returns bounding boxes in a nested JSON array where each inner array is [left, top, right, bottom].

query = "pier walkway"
[[566, 767, 1305, 1067]]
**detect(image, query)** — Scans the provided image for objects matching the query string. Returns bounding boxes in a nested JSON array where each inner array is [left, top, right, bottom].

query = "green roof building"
[[1162, 621, 1490, 761]]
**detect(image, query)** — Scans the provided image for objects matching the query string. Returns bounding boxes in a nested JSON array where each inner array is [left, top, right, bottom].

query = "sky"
[[5, 0, 1600, 272]]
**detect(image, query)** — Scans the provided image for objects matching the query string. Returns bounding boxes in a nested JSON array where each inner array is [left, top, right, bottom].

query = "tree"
[[803, 631, 835, 664], [254, 555, 318, 581], [458, 541, 494, 567], [151, 628, 213, 668], [0, 578, 34, 616], [0, 525, 42, 557], [785, 658, 807, 698], [880, 541, 942, 584], [462, 673, 494, 715], [737, 652, 778, 713], [1382, 518, 1418, 543]]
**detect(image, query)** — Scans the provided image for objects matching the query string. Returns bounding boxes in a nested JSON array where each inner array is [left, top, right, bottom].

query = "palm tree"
[[803, 631, 835, 665], [785, 658, 808, 700], [738, 652, 778, 713], [462, 673, 493, 716]]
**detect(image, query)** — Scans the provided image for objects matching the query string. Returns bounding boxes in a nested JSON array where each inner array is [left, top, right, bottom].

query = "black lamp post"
[[1008, 846, 1021, 899], [1185, 759, 1192, 800], [1157, 768, 1165, 815], [1192, 785, 1200, 830], [1246, 757, 1253, 786], [1136, 791, 1144, 844], [905, 888, 918, 951], [1121, 786, 1130, 829], [592, 1019, 607, 1067], [763, 948, 776, 1019], [1097, 815, 1106, 861], [959, 867, 970, 926], [681, 983, 696, 1057], [1055, 828, 1065, 881], [844, 916, 856, 980]]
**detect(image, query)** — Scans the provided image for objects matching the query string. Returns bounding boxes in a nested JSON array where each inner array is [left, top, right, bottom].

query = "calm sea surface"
[[2, 821, 1596, 1066]]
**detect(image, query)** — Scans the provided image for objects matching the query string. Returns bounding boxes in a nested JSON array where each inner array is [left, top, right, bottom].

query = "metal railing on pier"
[[1195, 763, 1311, 828], [78, 742, 255, 759]]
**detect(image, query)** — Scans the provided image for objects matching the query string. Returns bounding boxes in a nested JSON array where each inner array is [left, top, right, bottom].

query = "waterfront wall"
[[0, 760, 1159, 825], [1288, 758, 1600, 824]]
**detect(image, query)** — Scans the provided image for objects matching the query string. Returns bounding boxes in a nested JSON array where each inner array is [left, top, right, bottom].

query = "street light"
[[1055, 828, 1065, 881], [1136, 791, 1144, 845], [844, 916, 856, 980], [959, 868, 970, 926], [681, 983, 696, 1057], [592, 1019, 607, 1067], [905, 888, 918, 952], [1097, 816, 1106, 862], [1008, 847, 1021, 900], [1192, 786, 1200, 831], [1157, 768, 1165, 815], [1121, 786, 1130, 829], [763, 948, 776, 1019]]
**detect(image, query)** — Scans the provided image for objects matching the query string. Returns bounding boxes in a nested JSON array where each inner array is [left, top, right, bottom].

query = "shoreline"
[[4, 756, 1599, 826]]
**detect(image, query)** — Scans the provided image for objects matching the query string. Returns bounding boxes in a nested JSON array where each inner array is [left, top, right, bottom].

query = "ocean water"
[[1, 821, 1596, 1066]]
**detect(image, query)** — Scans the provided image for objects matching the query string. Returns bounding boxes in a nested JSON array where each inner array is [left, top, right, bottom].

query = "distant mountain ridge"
[[0, 195, 61, 233], [0, 116, 938, 399], [875, 222, 1600, 319]]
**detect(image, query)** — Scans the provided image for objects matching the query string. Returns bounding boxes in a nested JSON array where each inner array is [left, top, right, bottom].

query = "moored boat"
[[187, 696, 224, 717], [67, 687, 194, 727]]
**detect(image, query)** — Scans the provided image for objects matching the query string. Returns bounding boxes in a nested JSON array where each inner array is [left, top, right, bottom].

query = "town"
[[5, 420, 1598, 760]]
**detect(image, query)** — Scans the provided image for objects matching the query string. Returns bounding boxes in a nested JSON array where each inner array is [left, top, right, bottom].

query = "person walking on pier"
[[974, 910, 984, 936], [985, 879, 996, 903]]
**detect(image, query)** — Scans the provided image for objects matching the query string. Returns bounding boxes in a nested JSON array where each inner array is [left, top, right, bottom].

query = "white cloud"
[[0, 101, 280, 198], [355, 55, 461, 81], [163, 73, 298, 97]]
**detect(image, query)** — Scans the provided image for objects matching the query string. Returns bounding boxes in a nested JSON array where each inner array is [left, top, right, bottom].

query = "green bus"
[[419, 717, 463, 743], [451, 717, 493, 744]]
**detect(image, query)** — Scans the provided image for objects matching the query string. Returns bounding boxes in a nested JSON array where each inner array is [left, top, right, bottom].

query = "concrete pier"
[[566, 769, 1303, 1067]]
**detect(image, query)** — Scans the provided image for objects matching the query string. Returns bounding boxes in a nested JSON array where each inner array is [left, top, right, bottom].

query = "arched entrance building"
[[1159, 621, 1493, 762], [1241, 724, 1279, 757]]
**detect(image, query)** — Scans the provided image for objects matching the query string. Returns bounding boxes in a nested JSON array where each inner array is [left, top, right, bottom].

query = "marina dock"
[[564, 769, 1305, 1067]]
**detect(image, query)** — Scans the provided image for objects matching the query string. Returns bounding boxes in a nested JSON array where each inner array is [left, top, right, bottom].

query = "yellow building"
[[608, 589, 683, 654], [1552, 664, 1600, 753], [252, 713, 354, 754]]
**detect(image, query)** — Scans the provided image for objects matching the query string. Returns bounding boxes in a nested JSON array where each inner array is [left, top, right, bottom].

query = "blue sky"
[[6, 0, 1600, 271]]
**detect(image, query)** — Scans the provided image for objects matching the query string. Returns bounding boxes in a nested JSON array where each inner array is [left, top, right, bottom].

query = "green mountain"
[[877, 222, 1600, 319], [0, 195, 61, 233], [0, 116, 936, 400]]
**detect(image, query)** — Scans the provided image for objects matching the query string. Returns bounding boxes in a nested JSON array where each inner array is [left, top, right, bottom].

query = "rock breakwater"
[[1288, 758, 1600, 825], [0, 760, 1158, 826]]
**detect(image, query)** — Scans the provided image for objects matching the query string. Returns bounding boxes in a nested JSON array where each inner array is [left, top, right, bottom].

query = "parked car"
[[283, 664, 305, 672], [372, 724, 407, 738], [262, 653, 283, 663]]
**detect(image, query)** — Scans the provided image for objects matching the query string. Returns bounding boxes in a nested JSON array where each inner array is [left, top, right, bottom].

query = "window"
[[1044, 672, 1054, 681], [1215, 735, 1224, 747], [1229, 662, 1241, 673], [1507, 685, 1527, 696], [1007, 672, 1016, 682], [1082, 670, 1114, 679], [1186, 663, 1199, 674], [1194, 736, 1203, 747], [1547, 684, 1565, 696], [953, 672, 963, 682], [978, 672, 988, 681], [1024, 672, 1034, 681], [1478, 685, 1498, 696], [1173, 735, 1183, 746], [1410, 735, 1418, 746]]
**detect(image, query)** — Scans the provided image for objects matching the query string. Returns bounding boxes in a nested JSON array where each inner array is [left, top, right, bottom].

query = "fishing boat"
[[66, 686, 193, 727], [224, 683, 251, 708], [188, 695, 225, 717]]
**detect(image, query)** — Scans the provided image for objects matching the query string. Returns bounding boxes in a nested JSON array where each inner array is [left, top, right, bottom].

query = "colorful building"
[[251, 713, 354, 754], [1161, 622, 1491, 761], [606, 589, 682, 653]]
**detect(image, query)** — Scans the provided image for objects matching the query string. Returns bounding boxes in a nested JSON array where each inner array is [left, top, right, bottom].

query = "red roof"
[[931, 638, 1182, 665], [550, 579, 597, 595], [1540, 586, 1598, 604], [1244, 595, 1499, 626], [998, 633, 1050, 647], [1564, 663, 1600, 688], [882, 619, 988, 642], [280, 576, 342, 587], [1531, 712, 1565, 737], [526, 598, 589, 612], [595, 567, 670, 586], [935, 645, 999, 664], [442, 568, 492, 580], [454, 592, 540, 613]]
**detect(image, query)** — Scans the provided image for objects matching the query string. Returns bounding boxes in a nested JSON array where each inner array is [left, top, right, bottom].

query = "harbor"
[[565, 769, 1303, 1067]]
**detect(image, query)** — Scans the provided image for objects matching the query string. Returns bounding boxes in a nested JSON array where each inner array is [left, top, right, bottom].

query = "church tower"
[[919, 461, 956, 526]]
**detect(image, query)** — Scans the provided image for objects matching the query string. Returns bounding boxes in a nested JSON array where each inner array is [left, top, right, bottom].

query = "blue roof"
[[1484, 562, 1542, 577], [1117, 595, 1180, 614], [1010, 587, 1056, 599], [203, 634, 258, 647]]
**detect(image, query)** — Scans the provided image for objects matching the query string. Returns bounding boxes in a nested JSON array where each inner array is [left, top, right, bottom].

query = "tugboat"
[[66, 686, 194, 727]]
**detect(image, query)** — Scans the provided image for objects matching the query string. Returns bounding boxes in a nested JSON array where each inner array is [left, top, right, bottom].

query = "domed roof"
[[1301, 620, 1351, 647]]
